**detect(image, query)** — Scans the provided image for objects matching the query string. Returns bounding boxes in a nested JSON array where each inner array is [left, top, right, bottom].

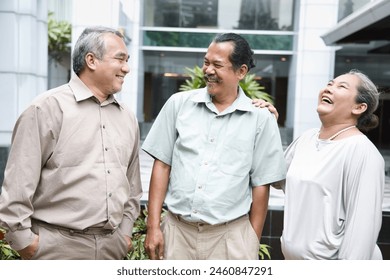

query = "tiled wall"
[[261, 210, 390, 260], [260, 210, 284, 260], [378, 211, 390, 260]]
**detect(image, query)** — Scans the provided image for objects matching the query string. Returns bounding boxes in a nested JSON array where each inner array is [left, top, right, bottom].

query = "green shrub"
[[179, 65, 274, 104], [126, 206, 271, 260], [125, 207, 158, 260], [0, 228, 21, 260], [48, 11, 71, 62]]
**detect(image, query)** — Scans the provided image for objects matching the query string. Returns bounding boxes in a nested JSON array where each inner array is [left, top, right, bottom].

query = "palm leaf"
[[179, 66, 274, 104]]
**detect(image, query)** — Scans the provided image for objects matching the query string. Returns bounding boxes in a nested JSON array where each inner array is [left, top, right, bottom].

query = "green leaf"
[[258, 244, 272, 260], [179, 65, 274, 104], [48, 12, 72, 61]]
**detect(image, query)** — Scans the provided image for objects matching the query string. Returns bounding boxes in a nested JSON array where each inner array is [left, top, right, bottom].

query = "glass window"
[[143, 31, 293, 50], [143, 51, 291, 126], [335, 51, 390, 148], [337, 0, 371, 21], [144, 0, 295, 31], [142, 0, 295, 127]]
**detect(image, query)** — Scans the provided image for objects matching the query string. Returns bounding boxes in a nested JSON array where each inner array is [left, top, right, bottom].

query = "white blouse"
[[279, 129, 384, 259]]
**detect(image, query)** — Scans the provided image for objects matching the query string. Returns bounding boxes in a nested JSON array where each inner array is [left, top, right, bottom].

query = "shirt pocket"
[[114, 141, 132, 167], [218, 139, 252, 176]]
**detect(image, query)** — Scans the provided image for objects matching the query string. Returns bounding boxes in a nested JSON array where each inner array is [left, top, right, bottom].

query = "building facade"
[[0, 0, 389, 259]]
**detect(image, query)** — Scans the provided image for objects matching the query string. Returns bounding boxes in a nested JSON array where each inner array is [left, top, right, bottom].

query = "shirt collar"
[[191, 86, 255, 113], [234, 87, 256, 112], [68, 73, 122, 109]]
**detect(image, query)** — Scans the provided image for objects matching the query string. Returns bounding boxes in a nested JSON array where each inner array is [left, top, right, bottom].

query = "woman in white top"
[[277, 69, 384, 259]]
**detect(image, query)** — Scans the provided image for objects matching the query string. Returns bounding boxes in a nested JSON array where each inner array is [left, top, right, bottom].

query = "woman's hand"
[[252, 99, 279, 120]]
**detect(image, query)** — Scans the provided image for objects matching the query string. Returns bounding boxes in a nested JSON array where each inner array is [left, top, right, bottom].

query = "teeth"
[[322, 97, 332, 104], [204, 75, 218, 83]]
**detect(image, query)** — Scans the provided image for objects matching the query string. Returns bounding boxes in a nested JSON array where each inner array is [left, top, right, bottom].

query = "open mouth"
[[321, 96, 333, 104], [204, 74, 219, 83]]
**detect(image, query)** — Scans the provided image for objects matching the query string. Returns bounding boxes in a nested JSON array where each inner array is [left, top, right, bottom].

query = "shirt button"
[[102, 125, 106, 129], [108, 193, 112, 197], [107, 170, 111, 174], [198, 185, 203, 189], [105, 147, 108, 151], [210, 138, 215, 142]]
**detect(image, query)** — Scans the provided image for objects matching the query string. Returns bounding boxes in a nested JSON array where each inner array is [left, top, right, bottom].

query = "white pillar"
[[286, 0, 339, 139], [120, 0, 143, 122], [0, 0, 48, 146]]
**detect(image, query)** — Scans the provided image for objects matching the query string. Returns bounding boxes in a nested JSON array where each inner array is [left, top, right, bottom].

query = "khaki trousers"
[[30, 221, 129, 260], [162, 211, 259, 260]]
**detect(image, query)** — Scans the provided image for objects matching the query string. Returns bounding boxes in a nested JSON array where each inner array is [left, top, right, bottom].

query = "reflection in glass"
[[337, 0, 370, 22], [143, 51, 291, 126], [238, 0, 276, 30], [152, 0, 218, 28], [339, 0, 354, 21], [145, 0, 294, 31], [143, 31, 293, 50]]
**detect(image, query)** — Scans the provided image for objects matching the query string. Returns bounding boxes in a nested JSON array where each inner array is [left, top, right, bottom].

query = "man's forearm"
[[249, 185, 270, 239], [147, 159, 171, 229]]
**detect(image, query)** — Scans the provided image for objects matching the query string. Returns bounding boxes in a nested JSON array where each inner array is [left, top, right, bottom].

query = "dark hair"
[[348, 69, 380, 132], [72, 26, 124, 75], [213, 33, 256, 72]]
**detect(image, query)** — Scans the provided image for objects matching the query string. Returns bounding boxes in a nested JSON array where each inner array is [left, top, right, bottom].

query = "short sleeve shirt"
[[142, 87, 286, 224]]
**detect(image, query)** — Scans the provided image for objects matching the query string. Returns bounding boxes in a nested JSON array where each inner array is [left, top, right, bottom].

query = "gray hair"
[[348, 69, 380, 132], [72, 26, 124, 75]]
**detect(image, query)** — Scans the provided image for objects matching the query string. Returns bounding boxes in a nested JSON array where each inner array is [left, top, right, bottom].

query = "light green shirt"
[[142, 87, 286, 224]]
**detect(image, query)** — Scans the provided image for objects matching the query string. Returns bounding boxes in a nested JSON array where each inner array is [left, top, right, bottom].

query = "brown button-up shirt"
[[0, 74, 142, 250]]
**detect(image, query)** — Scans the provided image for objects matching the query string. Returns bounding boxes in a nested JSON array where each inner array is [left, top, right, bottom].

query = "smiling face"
[[202, 41, 246, 98], [93, 33, 130, 97], [317, 73, 364, 124]]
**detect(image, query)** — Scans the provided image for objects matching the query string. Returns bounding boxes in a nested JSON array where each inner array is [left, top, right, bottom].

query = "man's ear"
[[352, 102, 367, 115], [85, 53, 97, 70], [237, 64, 248, 80]]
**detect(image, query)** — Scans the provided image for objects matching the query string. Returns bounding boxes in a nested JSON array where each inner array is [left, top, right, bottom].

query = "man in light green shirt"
[[142, 33, 286, 260]]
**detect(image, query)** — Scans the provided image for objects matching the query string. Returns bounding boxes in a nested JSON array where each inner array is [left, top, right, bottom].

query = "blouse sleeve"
[[272, 134, 301, 190], [338, 141, 384, 259]]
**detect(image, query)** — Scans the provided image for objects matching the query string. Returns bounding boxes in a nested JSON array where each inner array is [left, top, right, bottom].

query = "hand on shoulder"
[[252, 99, 279, 120]]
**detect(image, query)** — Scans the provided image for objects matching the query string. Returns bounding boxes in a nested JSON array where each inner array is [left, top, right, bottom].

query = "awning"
[[321, 0, 390, 45]]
